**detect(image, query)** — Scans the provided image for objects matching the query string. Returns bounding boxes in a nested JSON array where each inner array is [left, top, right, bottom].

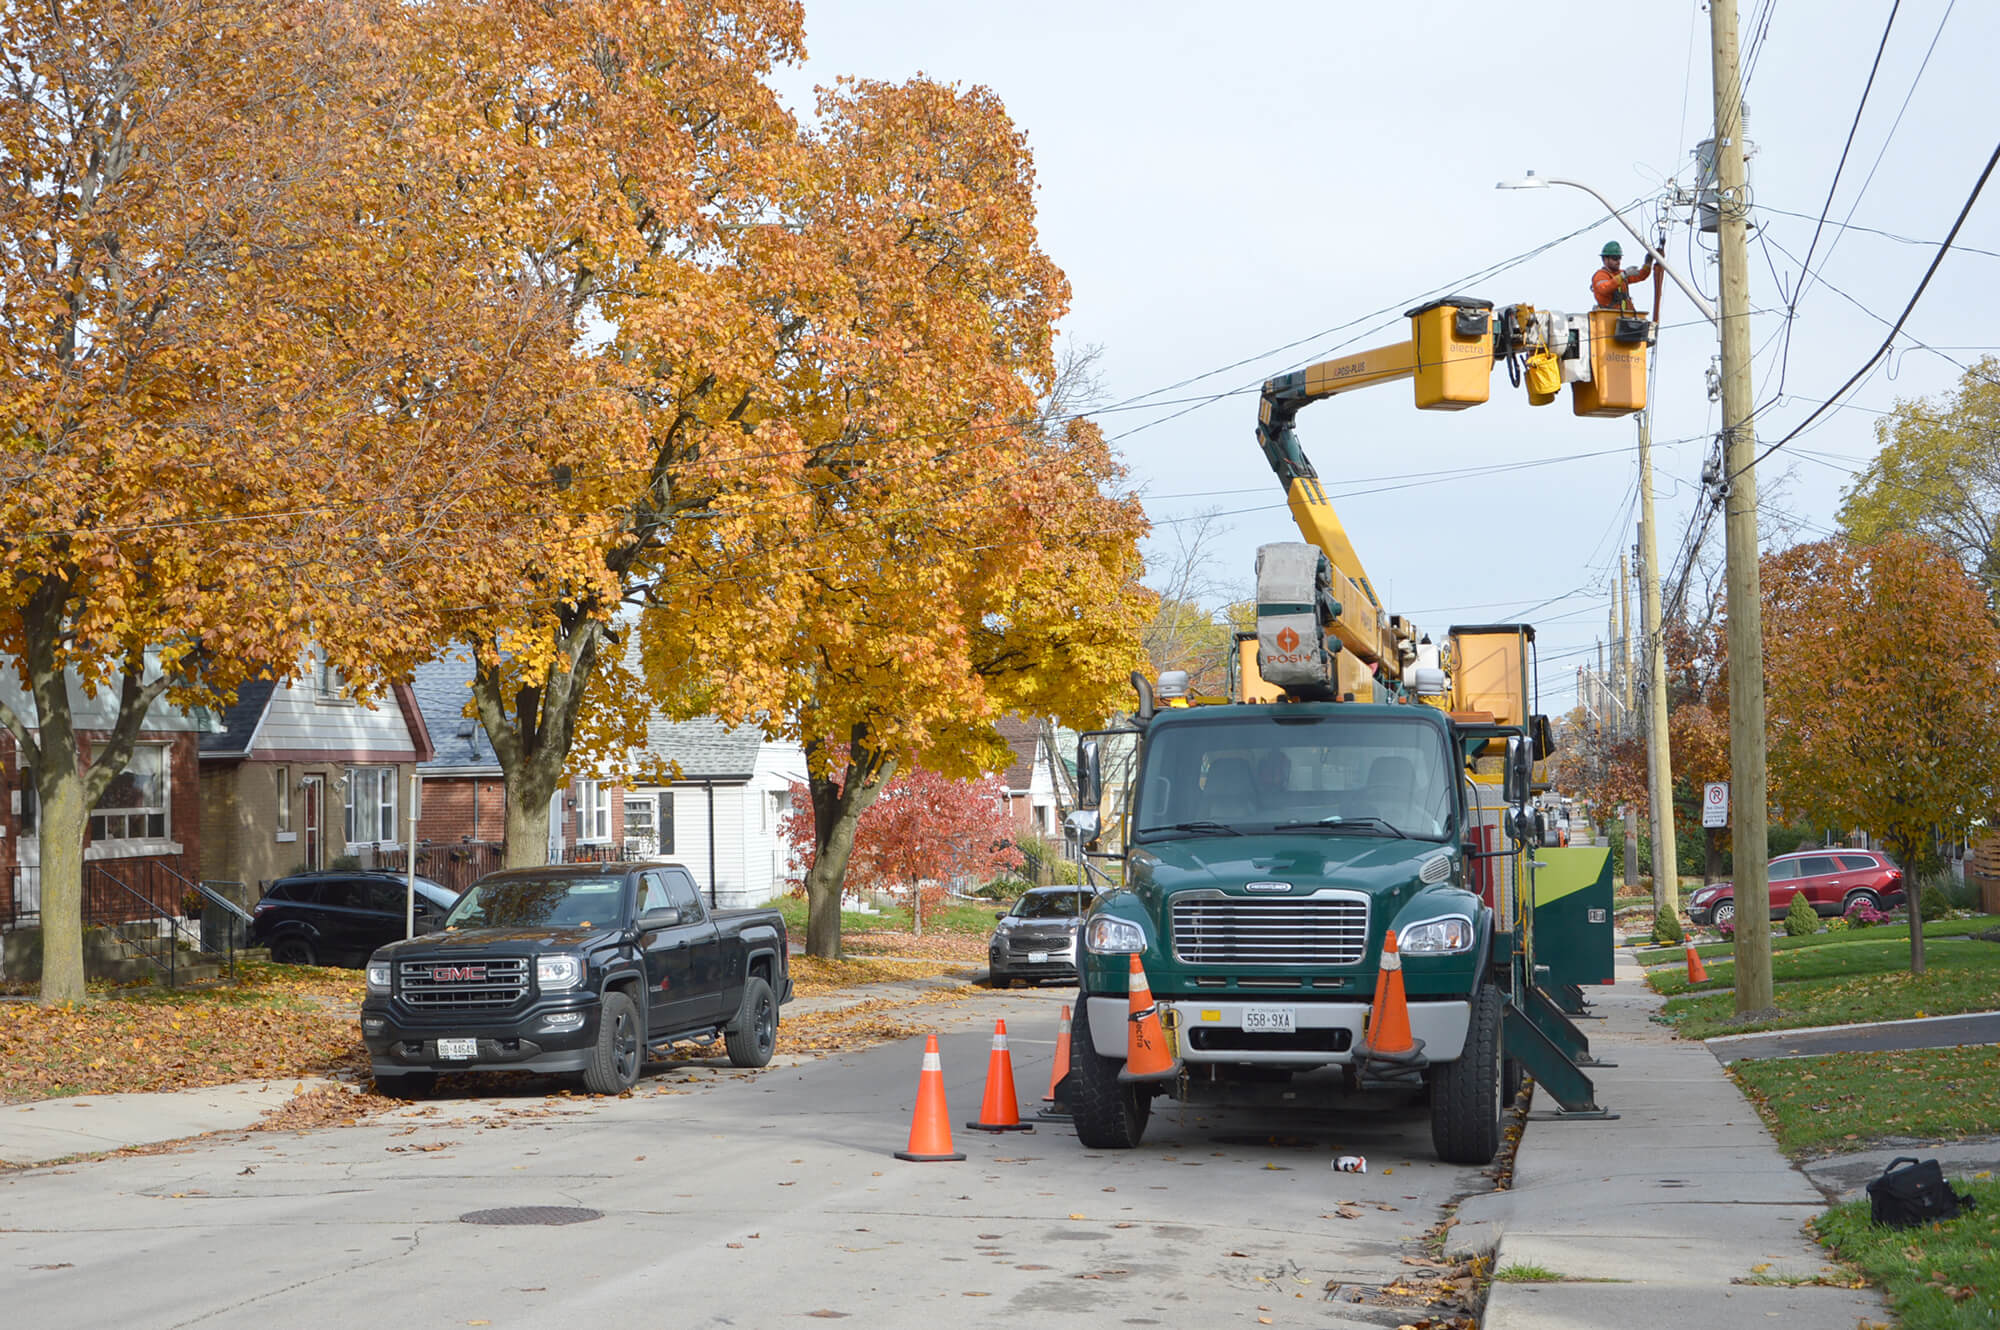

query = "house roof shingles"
[[198, 678, 277, 756]]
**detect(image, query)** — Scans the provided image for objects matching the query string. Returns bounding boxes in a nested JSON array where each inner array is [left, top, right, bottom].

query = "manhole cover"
[[461, 1206, 603, 1226]]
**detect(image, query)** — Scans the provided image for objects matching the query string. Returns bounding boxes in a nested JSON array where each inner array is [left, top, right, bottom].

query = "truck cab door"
[[662, 868, 733, 1023], [636, 871, 706, 1036]]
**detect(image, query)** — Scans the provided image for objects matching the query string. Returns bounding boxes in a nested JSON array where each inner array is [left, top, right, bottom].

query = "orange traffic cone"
[[1037, 1004, 1075, 1122], [1684, 942, 1709, 984], [1119, 953, 1181, 1083], [895, 1035, 966, 1162], [966, 1019, 1033, 1133], [1354, 929, 1424, 1072], [1043, 1005, 1073, 1103]]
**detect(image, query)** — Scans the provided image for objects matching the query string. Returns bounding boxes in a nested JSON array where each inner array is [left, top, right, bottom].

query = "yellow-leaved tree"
[[0, 0, 612, 1000], [642, 79, 1150, 957]]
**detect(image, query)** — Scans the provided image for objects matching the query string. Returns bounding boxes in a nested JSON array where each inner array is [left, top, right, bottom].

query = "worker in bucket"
[[1590, 240, 1655, 313]]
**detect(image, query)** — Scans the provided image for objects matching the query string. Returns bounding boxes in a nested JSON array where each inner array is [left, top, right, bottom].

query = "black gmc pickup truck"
[[360, 861, 791, 1097]]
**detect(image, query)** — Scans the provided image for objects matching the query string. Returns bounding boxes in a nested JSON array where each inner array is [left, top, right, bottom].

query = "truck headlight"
[[537, 954, 584, 991], [1084, 915, 1147, 954], [1397, 916, 1475, 954], [365, 962, 392, 993]]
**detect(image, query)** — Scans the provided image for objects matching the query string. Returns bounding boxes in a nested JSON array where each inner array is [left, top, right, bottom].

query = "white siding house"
[[622, 718, 803, 910]]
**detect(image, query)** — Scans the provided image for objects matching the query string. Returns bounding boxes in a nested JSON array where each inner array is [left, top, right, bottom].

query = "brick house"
[[409, 656, 626, 889], [994, 715, 1064, 839], [196, 652, 435, 899], [1, 664, 213, 930]]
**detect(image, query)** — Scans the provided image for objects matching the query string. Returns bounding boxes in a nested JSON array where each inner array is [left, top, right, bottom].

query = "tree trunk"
[[1704, 828, 1723, 885], [801, 738, 897, 959], [468, 619, 606, 871], [5, 580, 174, 1004]]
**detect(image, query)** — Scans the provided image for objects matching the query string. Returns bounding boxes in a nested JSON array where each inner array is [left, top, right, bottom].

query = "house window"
[[274, 766, 292, 835], [311, 645, 346, 702], [344, 766, 397, 845], [90, 745, 169, 844], [575, 779, 611, 844], [624, 795, 657, 857]]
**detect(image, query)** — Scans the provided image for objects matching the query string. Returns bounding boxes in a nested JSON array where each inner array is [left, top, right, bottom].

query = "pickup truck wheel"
[[725, 976, 778, 1068], [1430, 984, 1502, 1165], [373, 1071, 436, 1100], [270, 936, 317, 967], [1068, 999, 1151, 1149], [582, 991, 642, 1094]]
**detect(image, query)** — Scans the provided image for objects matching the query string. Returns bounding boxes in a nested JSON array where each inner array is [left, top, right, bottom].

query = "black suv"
[[251, 871, 458, 968]]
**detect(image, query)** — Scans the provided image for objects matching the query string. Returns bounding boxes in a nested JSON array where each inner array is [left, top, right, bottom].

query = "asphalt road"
[[1706, 1010, 2000, 1064], [1, 986, 1492, 1329]]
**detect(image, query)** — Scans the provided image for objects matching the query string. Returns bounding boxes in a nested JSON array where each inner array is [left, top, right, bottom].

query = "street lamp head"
[[1495, 172, 1548, 190]]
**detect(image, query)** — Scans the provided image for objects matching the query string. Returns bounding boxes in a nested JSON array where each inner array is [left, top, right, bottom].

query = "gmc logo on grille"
[[1244, 881, 1292, 893], [430, 965, 487, 981]]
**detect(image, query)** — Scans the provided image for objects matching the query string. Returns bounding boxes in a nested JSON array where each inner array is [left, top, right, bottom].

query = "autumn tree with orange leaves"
[[1762, 534, 2000, 973], [0, 1, 600, 1001], [643, 79, 1150, 958]]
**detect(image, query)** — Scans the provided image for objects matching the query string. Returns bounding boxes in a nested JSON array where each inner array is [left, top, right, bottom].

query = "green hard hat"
[[1601, 240, 1623, 258]]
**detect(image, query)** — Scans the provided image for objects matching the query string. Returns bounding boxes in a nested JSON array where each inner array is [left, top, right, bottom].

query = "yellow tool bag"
[[1525, 349, 1561, 404]]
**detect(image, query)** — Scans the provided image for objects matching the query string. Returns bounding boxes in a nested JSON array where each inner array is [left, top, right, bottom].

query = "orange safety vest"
[[1591, 260, 1652, 312]]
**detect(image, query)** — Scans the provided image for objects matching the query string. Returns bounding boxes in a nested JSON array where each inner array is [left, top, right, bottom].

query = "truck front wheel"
[[1068, 1000, 1152, 1149], [582, 991, 642, 1094], [1429, 984, 1502, 1165], [725, 976, 778, 1068]]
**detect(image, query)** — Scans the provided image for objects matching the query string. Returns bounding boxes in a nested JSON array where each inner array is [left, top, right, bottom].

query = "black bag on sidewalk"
[[1866, 1157, 1977, 1228]]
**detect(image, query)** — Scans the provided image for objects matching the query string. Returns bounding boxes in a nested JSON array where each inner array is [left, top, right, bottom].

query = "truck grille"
[[1171, 895, 1369, 966], [399, 957, 529, 1009]]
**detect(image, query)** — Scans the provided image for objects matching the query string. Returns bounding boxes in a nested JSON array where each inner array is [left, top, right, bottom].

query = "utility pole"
[[1638, 494, 1679, 915], [1619, 553, 1633, 728], [1710, 0, 1773, 1015]]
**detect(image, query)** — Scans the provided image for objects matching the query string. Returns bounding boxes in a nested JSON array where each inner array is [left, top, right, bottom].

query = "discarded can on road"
[[1333, 1155, 1367, 1173]]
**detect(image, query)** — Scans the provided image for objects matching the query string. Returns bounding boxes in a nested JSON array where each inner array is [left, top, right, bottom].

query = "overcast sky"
[[769, 1, 1999, 717]]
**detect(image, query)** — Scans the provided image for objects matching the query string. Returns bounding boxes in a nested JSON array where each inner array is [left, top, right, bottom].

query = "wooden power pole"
[[1710, 0, 1773, 1015]]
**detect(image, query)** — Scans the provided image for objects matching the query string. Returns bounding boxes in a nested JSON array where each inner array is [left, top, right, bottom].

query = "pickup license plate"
[[1242, 1007, 1296, 1034], [1028, 950, 1050, 964], [436, 1037, 477, 1060]]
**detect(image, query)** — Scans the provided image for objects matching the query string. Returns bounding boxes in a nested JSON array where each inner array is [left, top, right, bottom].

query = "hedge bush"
[[1783, 892, 1819, 937], [1650, 907, 1685, 946]]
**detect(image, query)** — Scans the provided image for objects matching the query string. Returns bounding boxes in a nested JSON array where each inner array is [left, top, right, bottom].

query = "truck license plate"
[[1242, 1007, 1296, 1034], [1028, 951, 1050, 964], [436, 1037, 477, 1060]]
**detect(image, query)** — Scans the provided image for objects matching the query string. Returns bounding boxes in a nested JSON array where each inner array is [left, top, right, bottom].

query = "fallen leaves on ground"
[[0, 973, 367, 1104], [779, 990, 979, 1056], [252, 1084, 404, 1133], [789, 954, 967, 997], [840, 929, 989, 963]]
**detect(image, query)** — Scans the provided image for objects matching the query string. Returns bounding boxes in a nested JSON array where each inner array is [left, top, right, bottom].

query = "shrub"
[[1784, 892, 1820, 937], [1845, 897, 1891, 929], [1717, 917, 1735, 940], [1650, 907, 1685, 946], [1920, 884, 1952, 922]]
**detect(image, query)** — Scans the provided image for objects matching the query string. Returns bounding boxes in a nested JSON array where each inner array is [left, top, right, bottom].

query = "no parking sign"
[[1702, 781, 1729, 828]]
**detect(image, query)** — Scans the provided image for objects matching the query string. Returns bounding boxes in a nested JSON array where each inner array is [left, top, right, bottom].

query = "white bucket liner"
[[1255, 541, 1338, 689]]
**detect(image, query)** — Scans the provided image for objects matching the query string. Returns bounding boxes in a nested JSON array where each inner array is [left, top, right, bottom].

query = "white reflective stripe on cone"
[[921, 1051, 942, 1071]]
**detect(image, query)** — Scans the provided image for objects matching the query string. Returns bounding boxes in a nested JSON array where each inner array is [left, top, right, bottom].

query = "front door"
[[300, 776, 324, 871]]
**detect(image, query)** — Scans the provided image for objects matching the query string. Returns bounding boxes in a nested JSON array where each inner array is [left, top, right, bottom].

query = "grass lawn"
[[1646, 927, 2000, 997], [1814, 1177, 2000, 1330], [1730, 1045, 2000, 1156], [1634, 914, 2000, 970], [1660, 939, 2000, 1039]]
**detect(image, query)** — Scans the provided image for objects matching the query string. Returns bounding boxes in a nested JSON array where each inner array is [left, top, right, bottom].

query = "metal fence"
[[365, 840, 626, 894]]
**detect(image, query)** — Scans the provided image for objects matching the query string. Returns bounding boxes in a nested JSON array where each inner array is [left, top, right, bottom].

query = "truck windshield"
[[1133, 713, 1455, 842], [443, 876, 625, 930]]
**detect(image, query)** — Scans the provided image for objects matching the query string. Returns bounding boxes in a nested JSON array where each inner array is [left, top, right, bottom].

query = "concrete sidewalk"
[[1457, 949, 1890, 1329], [0, 1079, 338, 1167]]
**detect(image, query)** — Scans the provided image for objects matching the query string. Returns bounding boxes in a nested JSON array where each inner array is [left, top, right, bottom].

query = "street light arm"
[[1498, 175, 1720, 327]]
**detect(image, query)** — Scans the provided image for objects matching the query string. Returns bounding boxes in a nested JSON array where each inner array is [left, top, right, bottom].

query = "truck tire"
[[1067, 999, 1152, 1149], [724, 976, 778, 1069], [582, 990, 642, 1094], [1430, 984, 1502, 1165]]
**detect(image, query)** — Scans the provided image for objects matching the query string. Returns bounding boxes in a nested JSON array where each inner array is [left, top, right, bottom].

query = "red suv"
[[1686, 849, 1904, 928]]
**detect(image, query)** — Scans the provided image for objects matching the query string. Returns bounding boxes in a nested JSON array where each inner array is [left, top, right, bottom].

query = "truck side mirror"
[[1503, 735, 1534, 805], [639, 906, 682, 930], [1075, 738, 1102, 811]]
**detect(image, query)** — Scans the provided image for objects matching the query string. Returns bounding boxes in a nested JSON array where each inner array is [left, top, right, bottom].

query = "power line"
[[1738, 135, 2000, 476]]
